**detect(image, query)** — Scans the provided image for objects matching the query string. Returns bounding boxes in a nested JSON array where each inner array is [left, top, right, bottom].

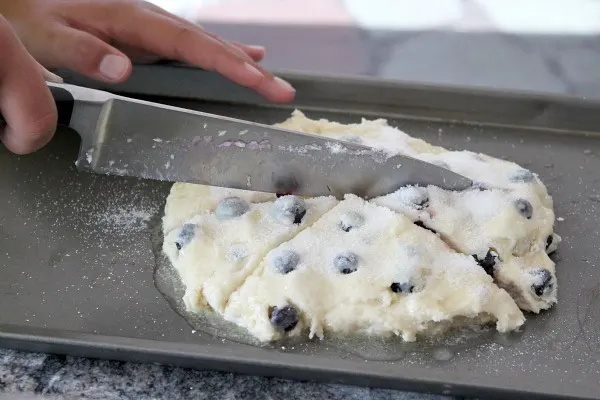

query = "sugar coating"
[[374, 186, 557, 312], [224, 195, 525, 342], [162, 183, 275, 233], [279, 111, 559, 313], [162, 110, 560, 342], [163, 196, 338, 313]]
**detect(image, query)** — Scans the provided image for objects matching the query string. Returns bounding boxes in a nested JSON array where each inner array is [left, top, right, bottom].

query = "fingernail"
[[247, 45, 265, 52], [99, 54, 129, 80], [273, 77, 295, 92], [244, 62, 264, 80]]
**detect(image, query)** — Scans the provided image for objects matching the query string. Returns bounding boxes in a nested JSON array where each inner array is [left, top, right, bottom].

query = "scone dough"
[[279, 111, 559, 313], [164, 192, 338, 313], [162, 110, 560, 342], [224, 195, 525, 342]]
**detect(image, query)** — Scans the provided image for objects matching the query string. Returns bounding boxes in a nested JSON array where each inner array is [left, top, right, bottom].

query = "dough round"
[[162, 110, 559, 342]]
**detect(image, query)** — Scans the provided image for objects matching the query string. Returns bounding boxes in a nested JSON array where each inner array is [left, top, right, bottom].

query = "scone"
[[163, 182, 276, 233], [161, 109, 560, 343], [279, 110, 560, 313], [372, 184, 557, 313], [163, 193, 337, 313], [224, 195, 525, 342]]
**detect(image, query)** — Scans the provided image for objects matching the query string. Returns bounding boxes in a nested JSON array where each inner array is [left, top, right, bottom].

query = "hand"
[[0, 0, 295, 103], [0, 16, 58, 154]]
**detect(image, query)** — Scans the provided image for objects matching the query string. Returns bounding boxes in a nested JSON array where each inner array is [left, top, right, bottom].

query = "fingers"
[[35, 24, 132, 83], [37, 63, 64, 83], [231, 43, 265, 62], [142, 2, 266, 62], [115, 42, 161, 64], [65, 1, 294, 102], [0, 16, 57, 155], [126, 10, 295, 102]]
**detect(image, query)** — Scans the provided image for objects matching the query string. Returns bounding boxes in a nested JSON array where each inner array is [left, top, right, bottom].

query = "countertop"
[[1, 349, 454, 400], [3, 0, 598, 399]]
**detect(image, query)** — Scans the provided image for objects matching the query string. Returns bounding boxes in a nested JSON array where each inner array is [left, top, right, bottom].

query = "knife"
[[1, 83, 472, 198]]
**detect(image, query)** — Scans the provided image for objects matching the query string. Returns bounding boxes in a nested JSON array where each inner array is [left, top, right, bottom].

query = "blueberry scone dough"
[[163, 191, 338, 313], [163, 182, 276, 233], [278, 111, 560, 313], [162, 109, 560, 343], [373, 185, 557, 313], [224, 195, 525, 342]]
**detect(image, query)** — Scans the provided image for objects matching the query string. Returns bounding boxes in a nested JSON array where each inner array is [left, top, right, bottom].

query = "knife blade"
[[2, 83, 473, 198]]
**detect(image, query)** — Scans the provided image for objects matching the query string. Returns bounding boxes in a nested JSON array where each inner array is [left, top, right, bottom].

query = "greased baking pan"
[[2, 68, 600, 400]]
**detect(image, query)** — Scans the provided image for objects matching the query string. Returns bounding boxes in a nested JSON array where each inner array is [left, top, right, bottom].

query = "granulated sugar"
[[97, 206, 155, 233]]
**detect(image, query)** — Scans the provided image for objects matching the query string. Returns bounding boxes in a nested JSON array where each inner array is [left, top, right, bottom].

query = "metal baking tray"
[[2, 67, 600, 400]]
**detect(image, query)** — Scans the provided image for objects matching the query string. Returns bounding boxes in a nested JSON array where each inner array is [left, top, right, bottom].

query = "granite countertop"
[[3, 0, 599, 399], [1, 349, 455, 400]]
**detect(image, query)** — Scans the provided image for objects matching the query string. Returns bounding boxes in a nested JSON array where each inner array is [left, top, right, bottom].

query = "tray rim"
[[0, 324, 584, 400], [56, 64, 600, 137], [62, 62, 600, 106]]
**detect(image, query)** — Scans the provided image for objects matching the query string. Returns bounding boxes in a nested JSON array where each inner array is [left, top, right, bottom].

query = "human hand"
[[1, 0, 295, 103], [0, 16, 59, 154]]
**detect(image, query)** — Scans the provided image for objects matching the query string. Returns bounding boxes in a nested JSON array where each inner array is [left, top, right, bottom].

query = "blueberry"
[[471, 181, 490, 191], [414, 220, 437, 234], [339, 212, 364, 232], [530, 268, 554, 296], [334, 252, 359, 274], [545, 234, 559, 256], [514, 198, 533, 219], [397, 186, 429, 210], [545, 234, 559, 254], [415, 197, 429, 210], [472, 249, 499, 276], [390, 282, 414, 293], [269, 250, 300, 274], [411, 192, 429, 210], [271, 195, 307, 225], [269, 305, 299, 332], [509, 168, 535, 183], [215, 196, 250, 220], [175, 223, 196, 250], [545, 235, 553, 249], [227, 246, 249, 262]]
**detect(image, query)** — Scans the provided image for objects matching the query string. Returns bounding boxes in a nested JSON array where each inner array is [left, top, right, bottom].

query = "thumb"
[[37, 63, 64, 83], [0, 16, 57, 155]]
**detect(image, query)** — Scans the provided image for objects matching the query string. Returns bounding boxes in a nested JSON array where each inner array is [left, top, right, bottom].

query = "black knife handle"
[[0, 85, 74, 128]]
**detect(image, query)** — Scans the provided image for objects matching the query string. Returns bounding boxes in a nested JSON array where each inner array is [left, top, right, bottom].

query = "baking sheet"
[[2, 72, 600, 399]]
